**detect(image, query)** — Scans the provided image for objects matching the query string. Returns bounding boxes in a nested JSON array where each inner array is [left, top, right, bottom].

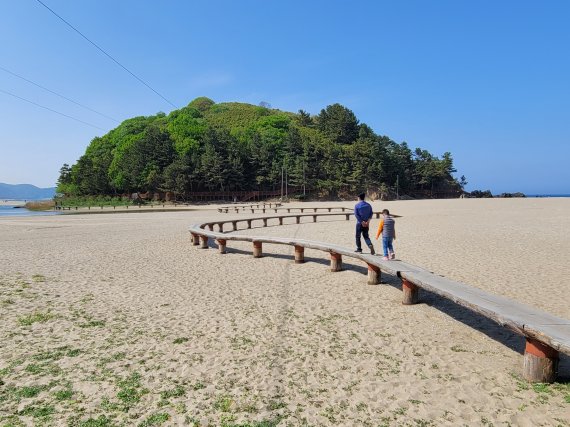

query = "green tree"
[[317, 103, 359, 145]]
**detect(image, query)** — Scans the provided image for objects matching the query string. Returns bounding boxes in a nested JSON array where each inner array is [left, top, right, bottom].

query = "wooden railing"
[[189, 211, 569, 383], [218, 205, 346, 214]]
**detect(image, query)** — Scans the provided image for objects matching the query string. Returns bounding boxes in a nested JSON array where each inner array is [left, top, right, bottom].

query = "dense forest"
[[57, 97, 465, 200]]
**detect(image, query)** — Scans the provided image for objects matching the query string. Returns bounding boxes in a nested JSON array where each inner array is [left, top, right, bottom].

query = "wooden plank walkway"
[[189, 210, 569, 383]]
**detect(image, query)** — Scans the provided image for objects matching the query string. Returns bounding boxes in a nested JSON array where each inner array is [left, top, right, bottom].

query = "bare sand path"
[[0, 198, 569, 426]]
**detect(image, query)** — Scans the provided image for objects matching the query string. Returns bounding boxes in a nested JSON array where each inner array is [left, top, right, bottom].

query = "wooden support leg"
[[313, 215, 317, 222], [263, 218, 268, 227], [328, 208, 331, 212], [330, 253, 342, 272], [218, 223, 224, 232], [217, 239, 227, 254], [287, 208, 290, 213], [402, 279, 419, 305], [301, 208, 304, 213], [296, 216, 300, 224], [294, 245, 305, 264], [253, 241, 262, 258], [232, 221, 237, 231], [367, 264, 380, 285], [345, 214, 350, 220], [207, 224, 214, 231], [200, 235, 209, 249], [279, 217, 283, 225], [191, 233, 200, 246], [314, 208, 317, 212], [376, 212, 380, 219], [523, 338, 559, 383], [247, 220, 252, 229]]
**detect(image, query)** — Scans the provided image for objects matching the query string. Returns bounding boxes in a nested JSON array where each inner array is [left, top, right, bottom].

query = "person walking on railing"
[[376, 209, 396, 260], [354, 193, 375, 254]]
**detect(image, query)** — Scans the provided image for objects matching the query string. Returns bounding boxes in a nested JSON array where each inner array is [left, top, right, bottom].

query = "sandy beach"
[[0, 198, 569, 426]]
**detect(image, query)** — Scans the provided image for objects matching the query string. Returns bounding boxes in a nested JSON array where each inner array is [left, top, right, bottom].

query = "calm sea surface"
[[0, 205, 60, 217]]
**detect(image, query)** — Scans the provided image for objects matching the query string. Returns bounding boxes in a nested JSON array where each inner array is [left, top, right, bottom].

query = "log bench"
[[189, 213, 569, 383]]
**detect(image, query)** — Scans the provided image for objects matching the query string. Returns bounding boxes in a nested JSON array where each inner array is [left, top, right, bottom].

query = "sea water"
[[0, 205, 60, 217]]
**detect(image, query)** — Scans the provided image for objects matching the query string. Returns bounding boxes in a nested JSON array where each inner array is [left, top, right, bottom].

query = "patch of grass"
[[532, 383, 552, 394], [214, 394, 234, 412], [138, 413, 170, 426], [53, 387, 73, 401], [116, 372, 147, 411], [173, 337, 189, 344], [16, 385, 44, 398], [79, 319, 105, 328], [450, 345, 467, 353], [18, 310, 54, 326], [1, 298, 15, 306], [33, 346, 81, 361], [74, 415, 115, 427], [160, 385, 185, 400], [19, 404, 55, 418], [192, 381, 206, 391], [31, 274, 46, 283]]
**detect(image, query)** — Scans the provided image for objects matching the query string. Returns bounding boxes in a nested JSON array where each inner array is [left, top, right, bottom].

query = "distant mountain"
[[0, 183, 56, 200]]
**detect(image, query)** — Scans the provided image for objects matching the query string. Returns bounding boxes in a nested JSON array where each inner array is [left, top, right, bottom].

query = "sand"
[[0, 198, 568, 426]]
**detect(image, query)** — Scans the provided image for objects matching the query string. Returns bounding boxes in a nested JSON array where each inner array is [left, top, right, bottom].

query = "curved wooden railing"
[[189, 211, 570, 383], [218, 206, 349, 214], [218, 202, 282, 212]]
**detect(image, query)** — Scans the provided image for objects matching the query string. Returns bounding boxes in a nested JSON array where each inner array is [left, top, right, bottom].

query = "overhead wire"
[[0, 87, 106, 131], [0, 65, 118, 123], [35, 0, 178, 109]]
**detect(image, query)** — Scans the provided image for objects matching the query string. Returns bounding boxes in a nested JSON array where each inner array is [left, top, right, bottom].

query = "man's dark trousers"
[[356, 222, 372, 251]]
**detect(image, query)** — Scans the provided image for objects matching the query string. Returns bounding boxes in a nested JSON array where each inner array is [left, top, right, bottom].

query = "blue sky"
[[1, 1, 568, 194]]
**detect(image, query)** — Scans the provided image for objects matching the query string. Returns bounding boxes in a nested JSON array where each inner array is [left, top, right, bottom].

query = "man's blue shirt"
[[354, 200, 372, 223]]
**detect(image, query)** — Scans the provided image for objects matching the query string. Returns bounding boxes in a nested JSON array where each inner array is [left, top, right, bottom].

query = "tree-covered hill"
[[57, 97, 464, 200]]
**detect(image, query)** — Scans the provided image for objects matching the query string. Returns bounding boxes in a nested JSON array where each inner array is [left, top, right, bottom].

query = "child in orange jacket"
[[375, 209, 396, 260]]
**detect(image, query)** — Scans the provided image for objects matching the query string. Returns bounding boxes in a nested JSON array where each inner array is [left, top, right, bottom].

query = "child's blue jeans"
[[382, 237, 394, 256]]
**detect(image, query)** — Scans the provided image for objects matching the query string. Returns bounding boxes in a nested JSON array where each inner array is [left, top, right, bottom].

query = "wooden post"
[[287, 208, 290, 213], [279, 217, 283, 225], [314, 208, 318, 212], [263, 218, 268, 227], [191, 233, 200, 246], [345, 214, 350, 220], [232, 221, 237, 231], [247, 220, 252, 229], [217, 239, 227, 254], [296, 216, 300, 224], [200, 235, 209, 249], [330, 253, 342, 272], [523, 338, 559, 383], [218, 223, 224, 232], [207, 224, 214, 231], [262, 208, 266, 213], [313, 215, 317, 222], [294, 245, 305, 264], [328, 208, 331, 212], [274, 209, 278, 213], [301, 208, 304, 213], [402, 278, 419, 305], [253, 241, 262, 258], [367, 264, 380, 285]]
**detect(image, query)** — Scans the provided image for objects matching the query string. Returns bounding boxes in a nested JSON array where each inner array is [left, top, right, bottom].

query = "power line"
[[0, 65, 118, 122], [0, 87, 106, 131], [35, 0, 177, 109]]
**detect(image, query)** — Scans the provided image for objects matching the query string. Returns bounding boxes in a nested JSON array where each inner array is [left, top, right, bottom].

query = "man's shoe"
[[382, 256, 389, 260], [354, 248, 362, 253], [368, 244, 375, 255]]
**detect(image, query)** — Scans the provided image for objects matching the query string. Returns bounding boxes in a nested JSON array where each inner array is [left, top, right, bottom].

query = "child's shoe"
[[382, 256, 389, 260], [390, 252, 396, 260]]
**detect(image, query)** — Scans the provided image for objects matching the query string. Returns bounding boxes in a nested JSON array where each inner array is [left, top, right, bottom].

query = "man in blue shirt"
[[354, 193, 375, 254]]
